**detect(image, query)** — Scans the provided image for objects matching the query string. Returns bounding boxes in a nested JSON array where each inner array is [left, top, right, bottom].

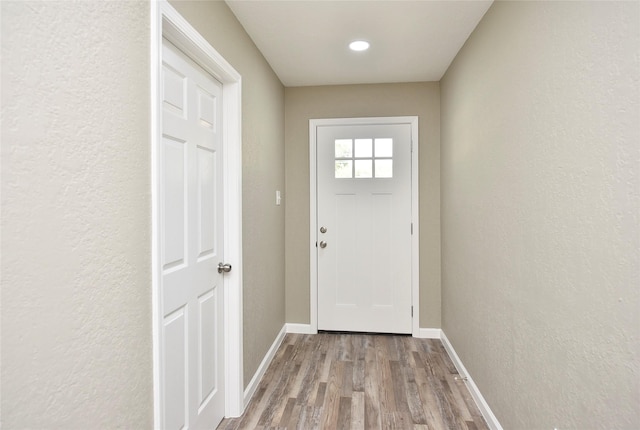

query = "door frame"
[[151, 1, 244, 426], [309, 117, 420, 336]]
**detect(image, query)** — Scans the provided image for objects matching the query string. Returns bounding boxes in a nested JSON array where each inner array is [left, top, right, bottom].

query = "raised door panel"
[[163, 306, 188, 430]]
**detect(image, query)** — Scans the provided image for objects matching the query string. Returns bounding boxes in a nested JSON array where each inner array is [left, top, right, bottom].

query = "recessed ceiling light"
[[349, 40, 370, 52]]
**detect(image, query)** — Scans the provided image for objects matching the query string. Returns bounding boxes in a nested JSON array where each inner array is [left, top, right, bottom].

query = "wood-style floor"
[[218, 332, 489, 430]]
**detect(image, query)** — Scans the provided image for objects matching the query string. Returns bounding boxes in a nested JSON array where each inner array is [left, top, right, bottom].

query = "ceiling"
[[225, 0, 493, 87]]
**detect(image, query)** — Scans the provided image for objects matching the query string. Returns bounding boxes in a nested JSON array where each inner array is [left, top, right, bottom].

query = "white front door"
[[160, 39, 225, 429], [316, 121, 413, 334]]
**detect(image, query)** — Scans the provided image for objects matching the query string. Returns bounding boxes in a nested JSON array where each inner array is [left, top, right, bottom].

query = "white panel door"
[[161, 39, 225, 430], [317, 122, 412, 334]]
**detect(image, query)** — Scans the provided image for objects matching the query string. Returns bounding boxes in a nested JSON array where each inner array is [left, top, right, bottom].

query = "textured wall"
[[284, 83, 441, 328], [441, 2, 640, 429], [1, 1, 153, 428], [168, 0, 286, 388]]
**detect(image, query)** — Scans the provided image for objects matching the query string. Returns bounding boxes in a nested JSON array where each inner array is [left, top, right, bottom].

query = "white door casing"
[[152, 2, 244, 428], [312, 117, 419, 334]]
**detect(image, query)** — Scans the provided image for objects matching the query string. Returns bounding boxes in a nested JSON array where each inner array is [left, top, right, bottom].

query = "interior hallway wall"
[[284, 83, 441, 329], [169, 0, 286, 388], [440, 1, 640, 428], [1, 2, 153, 427]]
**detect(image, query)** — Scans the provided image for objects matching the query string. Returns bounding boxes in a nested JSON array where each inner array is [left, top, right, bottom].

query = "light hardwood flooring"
[[218, 332, 489, 430]]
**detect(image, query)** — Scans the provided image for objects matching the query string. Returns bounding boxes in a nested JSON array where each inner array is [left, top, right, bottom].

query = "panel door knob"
[[319, 241, 327, 249], [218, 262, 232, 273]]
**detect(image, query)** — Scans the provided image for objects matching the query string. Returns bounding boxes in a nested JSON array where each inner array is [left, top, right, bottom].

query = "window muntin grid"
[[334, 138, 393, 178]]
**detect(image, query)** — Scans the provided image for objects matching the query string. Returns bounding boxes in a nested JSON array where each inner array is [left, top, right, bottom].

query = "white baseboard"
[[287, 324, 438, 337], [414, 327, 442, 339], [440, 331, 503, 430], [285, 323, 314, 334], [243, 324, 287, 408]]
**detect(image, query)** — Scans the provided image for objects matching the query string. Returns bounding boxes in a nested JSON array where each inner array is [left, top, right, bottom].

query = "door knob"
[[319, 241, 327, 249], [218, 262, 232, 273]]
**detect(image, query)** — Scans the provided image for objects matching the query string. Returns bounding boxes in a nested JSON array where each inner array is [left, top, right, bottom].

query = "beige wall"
[[1, 2, 153, 427], [441, 1, 640, 428], [1, 1, 286, 426], [284, 83, 441, 328], [169, 1, 286, 387]]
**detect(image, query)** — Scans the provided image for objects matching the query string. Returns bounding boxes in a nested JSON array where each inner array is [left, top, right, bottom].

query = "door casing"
[[309, 117, 420, 336], [151, 1, 244, 426]]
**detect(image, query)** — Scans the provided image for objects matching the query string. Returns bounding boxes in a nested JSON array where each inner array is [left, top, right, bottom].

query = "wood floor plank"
[[456, 377, 487, 422], [337, 334, 353, 361], [276, 397, 297, 427], [350, 391, 365, 430], [296, 350, 323, 406], [389, 360, 417, 424], [429, 373, 462, 430], [298, 405, 322, 430], [436, 349, 459, 375], [403, 366, 429, 425], [387, 336, 401, 361], [403, 338, 420, 368], [364, 390, 382, 430], [364, 342, 383, 430], [353, 356, 365, 392], [313, 382, 326, 408], [374, 336, 397, 413], [319, 335, 335, 382], [412, 350, 425, 369], [218, 333, 490, 430], [285, 403, 302, 429], [261, 362, 302, 426], [425, 352, 447, 378], [341, 360, 354, 397], [352, 336, 366, 392], [336, 396, 352, 430], [466, 420, 479, 430], [382, 411, 412, 430], [286, 347, 310, 397], [441, 377, 475, 429], [444, 373, 474, 422], [403, 364, 445, 429], [319, 359, 344, 429]]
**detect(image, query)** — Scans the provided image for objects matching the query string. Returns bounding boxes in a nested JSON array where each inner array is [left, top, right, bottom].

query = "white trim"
[[440, 332, 504, 430], [409, 117, 420, 337], [414, 328, 442, 339], [286, 323, 314, 334], [309, 116, 419, 335], [150, 2, 161, 426], [243, 325, 287, 407], [151, 2, 244, 426], [309, 122, 318, 334]]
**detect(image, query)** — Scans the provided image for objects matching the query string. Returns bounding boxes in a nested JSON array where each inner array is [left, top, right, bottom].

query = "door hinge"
[[411, 223, 413, 235], [411, 306, 414, 317]]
